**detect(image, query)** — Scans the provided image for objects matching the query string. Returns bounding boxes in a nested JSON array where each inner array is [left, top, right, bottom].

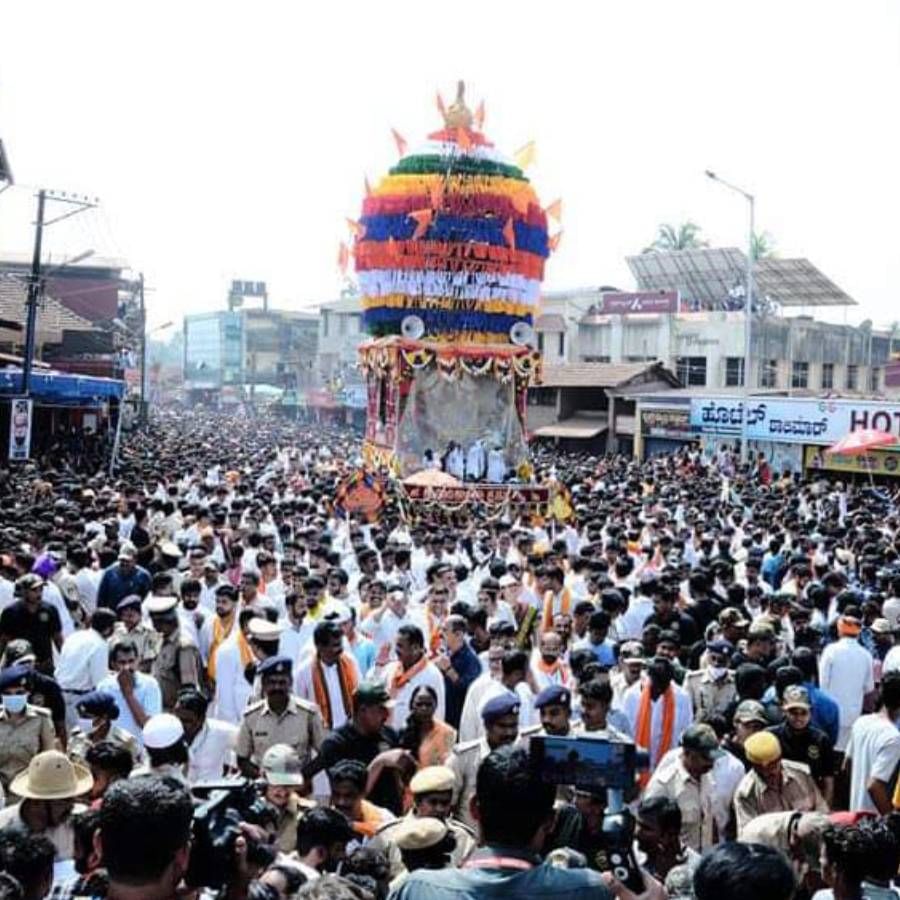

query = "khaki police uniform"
[[236, 695, 325, 770], [734, 760, 828, 835], [684, 669, 736, 721], [67, 723, 140, 765], [370, 812, 476, 878], [111, 622, 161, 673], [152, 629, 204, 709], [272, 792, 316, 854], [0, 704, 55, 792], [446, 737, 492, 831], [644, 755, 716, 851]]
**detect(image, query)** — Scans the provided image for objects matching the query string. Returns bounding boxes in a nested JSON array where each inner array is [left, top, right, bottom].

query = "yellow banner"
[[804, 445, 900, 478]]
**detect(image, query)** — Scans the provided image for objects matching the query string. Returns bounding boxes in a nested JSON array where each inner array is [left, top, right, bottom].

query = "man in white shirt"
[[294, 620, 360, 731], [56, 609, 117, 726], [175, 686, 238, 783], [819, 614, 876, 751], [381, 624, 445, 730], [844, 671, 900, 813]]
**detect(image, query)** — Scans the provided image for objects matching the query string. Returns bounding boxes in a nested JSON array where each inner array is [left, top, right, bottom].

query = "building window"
[[847, 365, 859, 391], [821, 362, 835, 390], [558, 333, 565, 357], [321, 311, 329, 339], [760, 359, 778, 388], [582, 355, 611, 363], [871, 367, 881, 392], [528, 387, 557, 407], [791, 361, 809, 389], [537, 333, 545, 353], [725, 357, 745, 387], [676, 356, 707, 387]]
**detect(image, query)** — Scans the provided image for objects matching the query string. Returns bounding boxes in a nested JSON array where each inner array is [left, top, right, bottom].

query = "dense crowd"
[[0, 408, 899, 899]]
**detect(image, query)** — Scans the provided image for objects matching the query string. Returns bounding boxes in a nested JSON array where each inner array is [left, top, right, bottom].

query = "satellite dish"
[[401, 315, 425, 340], [510, 321, 535, 346]]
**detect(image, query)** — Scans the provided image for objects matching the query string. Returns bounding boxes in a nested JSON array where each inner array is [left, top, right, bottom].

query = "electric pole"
[[21, 190, 46, 396], [139, 272, 147, 423]]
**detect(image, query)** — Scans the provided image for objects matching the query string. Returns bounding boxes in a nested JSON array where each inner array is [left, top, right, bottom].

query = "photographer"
[[389, 745, 610, 899], [288, 807, 357, 883]]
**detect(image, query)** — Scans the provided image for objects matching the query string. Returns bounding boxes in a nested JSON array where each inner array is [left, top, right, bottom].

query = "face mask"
[[3, 694, 26, 715], [708, 666, 727, 681], [541, 653, 559, 665], [77, 717, 95, 734]]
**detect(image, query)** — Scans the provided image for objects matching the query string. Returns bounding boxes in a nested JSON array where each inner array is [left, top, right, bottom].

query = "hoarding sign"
[[640, 407, 692, 438], [804, 445, 900, 478], [8, 398, 32, 461], [600, 291, 679, 315]]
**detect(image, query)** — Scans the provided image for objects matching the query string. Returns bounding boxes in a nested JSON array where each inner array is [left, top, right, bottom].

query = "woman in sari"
[[400, 685, 456, 769]]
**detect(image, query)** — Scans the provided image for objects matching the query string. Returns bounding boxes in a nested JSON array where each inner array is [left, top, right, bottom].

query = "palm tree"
[[751, 231, 776, 261], [643, 222, 708, 253]]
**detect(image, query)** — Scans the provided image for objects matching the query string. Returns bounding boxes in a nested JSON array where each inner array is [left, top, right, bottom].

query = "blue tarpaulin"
[[0, 367, 124, 406]]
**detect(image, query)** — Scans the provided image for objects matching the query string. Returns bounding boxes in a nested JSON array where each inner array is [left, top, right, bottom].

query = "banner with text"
[[8, 398, 32, 462], [689, 396, 900, 445]]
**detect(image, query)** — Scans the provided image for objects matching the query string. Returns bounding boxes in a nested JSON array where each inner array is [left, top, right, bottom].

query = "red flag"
[[391, 128, 408, 157], [474, 100, 485, 130], [548, 230, 563, 252], [387, 236, 398, 257], [544, 199, 562, 222], [337, 242, 349, 273], [409, 209, 433, 240], [457, 127, 473, 152], [503, 218, 516, 250]]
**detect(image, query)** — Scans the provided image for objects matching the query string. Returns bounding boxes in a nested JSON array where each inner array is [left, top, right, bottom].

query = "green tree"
[[643, 222, 708, 253], [751, 231, 776, 261]]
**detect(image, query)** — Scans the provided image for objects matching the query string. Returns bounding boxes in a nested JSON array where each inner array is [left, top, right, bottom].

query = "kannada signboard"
[[599, 291, 679, 315], [804, 445, 900, 478], [690, 397, 900, 445], [640, 407, 693, 438]]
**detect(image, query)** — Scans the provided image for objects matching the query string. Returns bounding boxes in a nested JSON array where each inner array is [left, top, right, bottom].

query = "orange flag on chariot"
[[545, 199, 563, 222], [548, 230, 563, 252], [503, 218, 516, 251], [391, 128, 408, 157], [457, 127, 473, 152], [514, 141, 536, 169], [410, 209, 433, 240], [474, 100, 486, 130], [387, 236, 398, 258], [337, 242, 349, 273]]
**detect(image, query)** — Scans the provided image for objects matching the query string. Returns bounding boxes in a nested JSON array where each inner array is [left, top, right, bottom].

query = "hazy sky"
[[0, 1, 897, 331]]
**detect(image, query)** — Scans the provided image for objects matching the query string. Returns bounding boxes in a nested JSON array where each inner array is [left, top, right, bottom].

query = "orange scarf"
[[207, 614, 252, 680], [541, 588, 571, 633], [312, 654, 359, 730], [417, 720, 457, 768], [389, 654, 429, 696], [536, 656, 570, 685], [634, 682, 675, 788], [426, 611, 443, 657], [351, 800, 391, 838]]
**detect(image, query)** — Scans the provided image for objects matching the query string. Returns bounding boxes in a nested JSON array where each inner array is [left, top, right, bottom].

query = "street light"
[[706, 169, 755, 464]]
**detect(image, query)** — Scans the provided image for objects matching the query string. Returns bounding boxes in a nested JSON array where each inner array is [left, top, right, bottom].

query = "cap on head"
[[261, 743, 305, 786], [481, 691, 520, 725], [680, 723, 723, 760], [705, 639, 734, 656], [534, 684, 571, 710], [0, 665, 29, 692], [258, 655, 293, 679], [353, 680, 393, 709], [142, 713, 185, 750], [782, 685, 811, 710], [744, 730, 781, 765], [145, 596, 179, 616], [409, 765, 455, 795], [116, 594, 142, 613], [9, 750, 93, 801], [733, 699, 768, 726], [76, 690, 119, 719], [393, 816, 449, 851], [117, 544, 136, 562]]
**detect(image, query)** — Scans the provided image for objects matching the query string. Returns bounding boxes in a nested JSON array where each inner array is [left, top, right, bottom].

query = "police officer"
[[684, 640, 737, 721], [261, 743, 317, 854], [370, 765, 476, 877], [147, 596, 204, 710], [236, 656, 325, 779], [0, 665, 55, 795], [68, 689, 140, 764], [447, 692, 520, 830], [111, 594, 160, 674], [532, 684, 574, 736]]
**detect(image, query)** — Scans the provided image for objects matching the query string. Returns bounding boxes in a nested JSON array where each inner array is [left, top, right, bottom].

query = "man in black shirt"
[[307, 680, 411, 815], [767, 685, 835, 806], [0, 574, 63, 674]]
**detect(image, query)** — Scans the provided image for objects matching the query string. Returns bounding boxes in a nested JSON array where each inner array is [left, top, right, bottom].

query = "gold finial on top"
[[444, 80, 473, 130]]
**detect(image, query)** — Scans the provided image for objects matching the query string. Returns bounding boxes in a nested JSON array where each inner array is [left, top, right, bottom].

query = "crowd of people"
[[0, 407, 898, 899]]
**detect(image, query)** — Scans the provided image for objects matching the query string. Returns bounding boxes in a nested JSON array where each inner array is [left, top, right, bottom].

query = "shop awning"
[[532, 417, 608, 439], [0, 366, 124, 405]]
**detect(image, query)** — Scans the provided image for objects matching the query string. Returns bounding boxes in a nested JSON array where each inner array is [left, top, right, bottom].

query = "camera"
[[530, 736, 649, 891], [186, 778, 277, 889]]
